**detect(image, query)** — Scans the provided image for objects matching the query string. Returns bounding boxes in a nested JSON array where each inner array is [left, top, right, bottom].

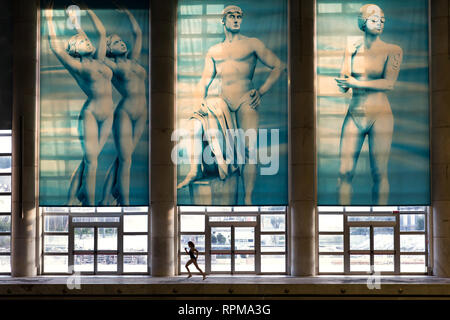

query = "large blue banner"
[[316, 0, 430, 205], [175, 1, 288, 206], [39, 0, 149, 206]]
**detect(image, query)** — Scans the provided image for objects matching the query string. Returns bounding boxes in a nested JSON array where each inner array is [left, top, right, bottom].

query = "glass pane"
[[43, 207, 69, 213], [211, 227, 231, 250], [235, 227, 254, 250], [211, 254, 231, 272], [0, 255, 10, 273], [44, 215, 68, 233], [400, 235, 425, 252], [374, 255, 394, 272], [261, 255, 285, 273], [96, 207, 122, 213], [372, 206, 398, 212], [179, 206, 205, 212], [72, 217, 119, 223], [0, 156, 11, 173], [124, 235, 147, 252], [98, 228, 118, 251], [70, 207, 95, 213], [0, 216, 10, 232], [348, 216, 395, 222], [233, 207, 258, 212], [235, 254, 255, 272], [0, 136, 11, 153], [260, 206, 286, 212], [180, 235, 205, 252], [123, 255, 148, 273], [123, 215, 148, 232], [350, 227, 370, 250], [261, 215, 285, 232], [123, 206, 148, 212], [74, 255, 94, 272], [180, 215, 205, 232], [0, 235, 10, 252], [345, 206, 371, 212], [209, 216, 256, 222], [0, 196, 11, 213], [398, 206, 426, 212], [74, 228, 94, 251], [207, 206, 232, 212], [350, 255, 370, 272], [400, 214, 425, 231], [319, 255, 344, 273], [0, 176, 11, 192], [319, 235, 343, 252], [261, 235, 286, 252], [44, 235, 68, 253], [44, 256, 68, 273], [97, 255, 117, 272], [374, 227, 394, 250], [400, 255, 426, 273], [318, 206, 344, 212], [318, 214, 343, 232], [181, 254, 205, 273]]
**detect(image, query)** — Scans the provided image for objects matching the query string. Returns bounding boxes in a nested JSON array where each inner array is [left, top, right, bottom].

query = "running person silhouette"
[[185, 241, 206, 280]]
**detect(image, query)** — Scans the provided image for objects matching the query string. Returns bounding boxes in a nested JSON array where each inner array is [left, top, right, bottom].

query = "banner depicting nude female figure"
[[39, 0, 149, 206], [175, 0, 288, 206], [316, 0, 430, 206]]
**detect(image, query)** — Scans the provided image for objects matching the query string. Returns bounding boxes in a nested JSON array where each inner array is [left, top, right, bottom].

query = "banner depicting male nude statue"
[[175, 1, 288, 206], [316, 0, 430, 206], [39, 0, 149, 206]]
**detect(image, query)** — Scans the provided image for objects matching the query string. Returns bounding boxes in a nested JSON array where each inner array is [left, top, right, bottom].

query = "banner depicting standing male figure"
[[175, 1, 288, 206], [316, 0, 430, 206], [39, 0, 149, 206]]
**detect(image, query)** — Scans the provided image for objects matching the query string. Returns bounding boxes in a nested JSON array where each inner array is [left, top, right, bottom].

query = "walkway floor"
[[0, 275, 449, 298]]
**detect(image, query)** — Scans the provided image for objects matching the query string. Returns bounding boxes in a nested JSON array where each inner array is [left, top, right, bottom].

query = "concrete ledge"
[[0, 276, 449, 299]]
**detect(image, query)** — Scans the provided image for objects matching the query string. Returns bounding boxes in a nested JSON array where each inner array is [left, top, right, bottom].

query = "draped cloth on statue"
[[191, 97, 244, 180]]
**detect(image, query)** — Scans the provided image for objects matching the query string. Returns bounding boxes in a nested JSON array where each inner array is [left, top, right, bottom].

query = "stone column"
[[150, 0, 177, 276], [289, 0, 316, 276], [11, 0, 38, 277], [431, 0, 450, 277]]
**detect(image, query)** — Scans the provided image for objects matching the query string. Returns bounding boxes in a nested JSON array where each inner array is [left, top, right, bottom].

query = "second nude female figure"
[[100, 7, 148, 206]]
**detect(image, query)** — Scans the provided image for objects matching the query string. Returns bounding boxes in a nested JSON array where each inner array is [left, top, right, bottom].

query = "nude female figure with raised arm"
[[45, 1, 114, 205], [99, 6, 148, 206]]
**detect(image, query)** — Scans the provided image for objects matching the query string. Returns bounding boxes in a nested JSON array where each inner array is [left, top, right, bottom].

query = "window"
[[42, 206, 149, 274], [0, 130, 11, 274], [178, 206, 287, 274], [318, 206, 429, 274]]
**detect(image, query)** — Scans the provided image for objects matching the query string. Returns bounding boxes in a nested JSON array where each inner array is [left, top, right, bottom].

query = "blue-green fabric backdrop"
[[316, 0, 430, 205], [39, 0, 149, 206], [176, 0, 288, 206]]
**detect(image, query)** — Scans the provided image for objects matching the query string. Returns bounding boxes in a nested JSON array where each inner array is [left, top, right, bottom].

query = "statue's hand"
[[249, 89, 261, 109], [194, 100, 208, 116]]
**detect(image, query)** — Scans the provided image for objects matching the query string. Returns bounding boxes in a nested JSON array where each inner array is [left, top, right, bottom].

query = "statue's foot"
[[177, 167, 202, 189]]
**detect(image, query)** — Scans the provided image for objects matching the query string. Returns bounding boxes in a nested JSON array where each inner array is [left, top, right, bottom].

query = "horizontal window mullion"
[[318, 252, 343, 255], [42, 252, 68, 256], [71, 222, 120, 228], [260, 231, 286, 235], [43, 232, 69, 236], [318, 232, 343, 235], [399, 252, 427, 255], [123, 232, 149, 236], [123, 252, 148, 256], [399, 231, 426, 235]]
